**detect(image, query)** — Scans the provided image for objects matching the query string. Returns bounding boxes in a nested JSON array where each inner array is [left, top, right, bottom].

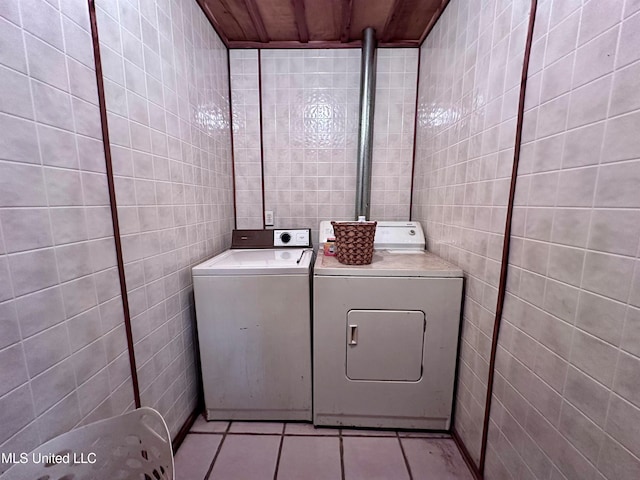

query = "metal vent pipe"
[[355, 27, 377, 220]]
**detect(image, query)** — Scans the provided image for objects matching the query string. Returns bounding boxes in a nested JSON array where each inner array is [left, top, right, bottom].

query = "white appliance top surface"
[[319, 220, 426, 250], [314, 250, 463, 277], [193, 248, 313, 276]]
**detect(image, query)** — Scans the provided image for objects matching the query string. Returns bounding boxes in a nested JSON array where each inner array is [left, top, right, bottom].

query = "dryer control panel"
[[318, 221, 425, 251]]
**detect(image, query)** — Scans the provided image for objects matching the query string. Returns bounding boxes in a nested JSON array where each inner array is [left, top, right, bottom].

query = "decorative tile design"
[[231, 48, 418, 240], [95, 0, 234, 437], [260, 49, 360, 239], [412, 0, 532, 465], [485, 1, 640, 479], [0, 0, 134, 471]]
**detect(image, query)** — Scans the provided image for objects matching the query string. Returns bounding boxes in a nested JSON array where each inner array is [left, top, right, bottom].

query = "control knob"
[[280, 232, 291, 244]]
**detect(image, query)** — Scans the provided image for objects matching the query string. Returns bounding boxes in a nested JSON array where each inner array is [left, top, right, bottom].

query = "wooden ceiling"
[[196, 0, 448, 48]]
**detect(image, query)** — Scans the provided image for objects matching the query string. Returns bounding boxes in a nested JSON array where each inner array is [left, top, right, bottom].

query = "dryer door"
[[346, 310, 425, 381]]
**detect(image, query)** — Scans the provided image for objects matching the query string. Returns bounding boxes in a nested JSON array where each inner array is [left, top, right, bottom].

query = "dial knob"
[[280, 232, 291, 244]]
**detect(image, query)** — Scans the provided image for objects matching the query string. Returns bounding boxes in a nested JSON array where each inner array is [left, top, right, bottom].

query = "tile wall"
[[230, 48, 418, 240], [95, 0, 234, 437], [260, 48, 360, 238], [485, 0, 640, 478], [412, 0, 531, 465], [0, 0, 134, 470], [369, 48, 418, 221], [230, 49, 262, 229]]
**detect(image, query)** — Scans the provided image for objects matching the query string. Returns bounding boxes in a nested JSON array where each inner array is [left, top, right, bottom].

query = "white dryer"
[[313, 221, 463, 430], [193, 229, 313, 421]]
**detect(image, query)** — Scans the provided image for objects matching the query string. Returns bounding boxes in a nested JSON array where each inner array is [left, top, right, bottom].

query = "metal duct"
[[355, 27, 377, 220]]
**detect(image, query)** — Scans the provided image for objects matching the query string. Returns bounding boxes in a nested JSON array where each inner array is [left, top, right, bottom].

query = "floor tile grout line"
[[189, 431, 453, 438], [272, 425, 286, 480], [203, 422, 232, 480], [185, 422, 458, 480], [396, 433, 414, 480]]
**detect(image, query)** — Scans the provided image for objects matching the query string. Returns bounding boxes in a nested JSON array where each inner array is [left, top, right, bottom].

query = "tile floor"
[[174, 416, 473, 479]]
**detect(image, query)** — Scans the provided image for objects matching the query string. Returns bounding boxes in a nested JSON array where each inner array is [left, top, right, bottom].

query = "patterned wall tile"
[[96, 0, 234, 437], [260, 49, 360, 240], [230, 49, 263, 229], [0, 0, 134, 470], [412, 0, 532, 465], [370, 48, 418, 221], [231, 47, 418, 241], [485, 1, 640, 479]]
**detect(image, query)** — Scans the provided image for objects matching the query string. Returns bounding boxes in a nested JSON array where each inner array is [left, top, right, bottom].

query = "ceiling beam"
[[340, 0, 354, 43], [244, 0, 269, 43], [228, 39, 419, 49], [291, 0, 310, 43], [381, 0, 404, 43]]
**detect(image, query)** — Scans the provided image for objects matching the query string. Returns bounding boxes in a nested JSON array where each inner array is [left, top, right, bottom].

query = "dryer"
[[313, 221, 463, 430]]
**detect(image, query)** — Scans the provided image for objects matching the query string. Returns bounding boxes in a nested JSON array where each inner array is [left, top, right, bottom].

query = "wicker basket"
[[331, 221, 377, 265]]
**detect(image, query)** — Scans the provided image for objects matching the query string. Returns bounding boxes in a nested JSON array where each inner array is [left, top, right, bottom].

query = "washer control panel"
[[274, 229, 311, 247]]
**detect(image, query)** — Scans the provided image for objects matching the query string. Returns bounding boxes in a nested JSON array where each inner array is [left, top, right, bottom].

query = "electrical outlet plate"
[[265, 210, 274, 226]]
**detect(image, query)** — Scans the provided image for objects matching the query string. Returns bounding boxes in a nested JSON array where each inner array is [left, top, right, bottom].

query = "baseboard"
[[172, 404, 202, 454], [452, 428, 483, 480]]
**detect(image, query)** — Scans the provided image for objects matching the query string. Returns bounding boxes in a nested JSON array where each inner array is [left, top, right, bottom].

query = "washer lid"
[[193, 248, 313, 276]]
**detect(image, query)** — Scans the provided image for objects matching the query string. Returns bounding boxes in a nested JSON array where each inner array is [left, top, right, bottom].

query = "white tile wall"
[[0, 0, 134, 471], [231, 48, 418, 240], [230, 50, 263, 229], [260, 49, 361, 239], [95, 0, 234, 437], [485, 1, 640, 479], [370, 48, 418, 221], [412, 0, 532, 465]]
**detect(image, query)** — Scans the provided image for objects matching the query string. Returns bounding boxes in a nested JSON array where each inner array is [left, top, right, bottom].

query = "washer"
[[313, 221, 463, 430], [193, 228, 313, 421]]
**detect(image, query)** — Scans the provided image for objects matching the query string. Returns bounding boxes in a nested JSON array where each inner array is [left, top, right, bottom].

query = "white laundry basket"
[[0, 407, 173, 480]]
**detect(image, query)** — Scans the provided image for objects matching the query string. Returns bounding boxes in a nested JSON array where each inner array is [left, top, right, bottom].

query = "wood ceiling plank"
[[204, 0, 259, 41], [253, 0, 299, 42], [205, 0, 439, 46], [350, 0, 395, 41], [396, 0, 440, 40], [244, 0, 270, 42], [291, 0, 309, 42], [340, 0, 354, 43], [381, 0, 404, 43], [304, 0, 341, 41]]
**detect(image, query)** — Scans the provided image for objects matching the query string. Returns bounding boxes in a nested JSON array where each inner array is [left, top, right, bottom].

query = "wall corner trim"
[[87, 0, 141, 409], [478, 0, 539, 474]]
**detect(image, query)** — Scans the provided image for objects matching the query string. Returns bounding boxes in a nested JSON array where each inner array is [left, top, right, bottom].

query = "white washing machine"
[[313, 221, 463, 430], [193, 228, 313, 421]]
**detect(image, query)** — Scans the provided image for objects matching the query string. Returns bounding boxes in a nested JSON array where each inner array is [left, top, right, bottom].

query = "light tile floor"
[[174, 416, 473, 479]]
